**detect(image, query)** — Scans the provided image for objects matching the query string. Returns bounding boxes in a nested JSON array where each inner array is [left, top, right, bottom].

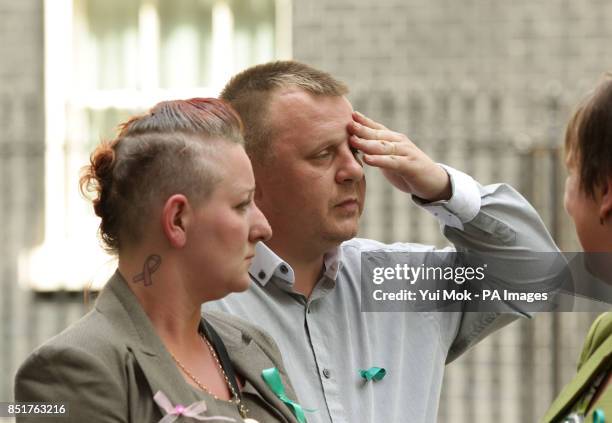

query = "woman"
[[14, 98, 303, 423], [541, 74, 612, 422]]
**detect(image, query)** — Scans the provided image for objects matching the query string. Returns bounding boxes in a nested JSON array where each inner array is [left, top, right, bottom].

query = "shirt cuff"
[[412, 164, 481, 230]]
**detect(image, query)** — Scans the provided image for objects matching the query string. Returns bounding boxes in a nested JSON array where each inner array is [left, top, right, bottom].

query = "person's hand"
[[348, 111, 452, 202]]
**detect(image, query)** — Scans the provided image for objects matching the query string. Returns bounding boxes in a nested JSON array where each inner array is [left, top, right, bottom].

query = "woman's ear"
[[162, 194, 190, 248], [599, 177, 612, 224]]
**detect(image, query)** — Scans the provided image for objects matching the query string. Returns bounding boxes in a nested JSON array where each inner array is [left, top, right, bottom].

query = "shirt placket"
[[303, 279, 348, 423]]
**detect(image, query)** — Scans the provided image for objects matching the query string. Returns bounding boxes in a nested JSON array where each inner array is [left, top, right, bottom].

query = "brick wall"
[[0, 0, 45, 402], [293, 0, 612, 137], [291, 1, 610, 422]]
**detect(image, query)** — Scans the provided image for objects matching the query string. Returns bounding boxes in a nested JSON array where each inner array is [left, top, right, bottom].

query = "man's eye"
[[314, 150, 332, 159], [350, 146, 364, 162]]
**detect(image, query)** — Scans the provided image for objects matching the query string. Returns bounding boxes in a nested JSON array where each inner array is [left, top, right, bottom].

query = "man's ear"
[[162, 194, 190, 248], [599, 177, 612, 224]]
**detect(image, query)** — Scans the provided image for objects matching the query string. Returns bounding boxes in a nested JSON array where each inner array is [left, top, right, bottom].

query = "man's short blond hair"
[[220, 61, 349, 161]]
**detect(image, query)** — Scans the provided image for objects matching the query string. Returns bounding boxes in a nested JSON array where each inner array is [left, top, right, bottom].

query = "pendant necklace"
[[170, 333, 259, 423]]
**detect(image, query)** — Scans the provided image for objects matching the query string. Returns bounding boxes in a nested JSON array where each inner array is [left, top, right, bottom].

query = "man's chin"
[[323, 224, 360, 244]]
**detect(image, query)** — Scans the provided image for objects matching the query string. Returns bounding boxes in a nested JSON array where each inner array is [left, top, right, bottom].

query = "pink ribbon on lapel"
[[154, 391, 236, 423]]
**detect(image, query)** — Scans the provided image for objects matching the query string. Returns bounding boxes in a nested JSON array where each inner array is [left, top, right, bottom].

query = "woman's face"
[[564, 164, 607, 252], [187, 143, 271, 300]]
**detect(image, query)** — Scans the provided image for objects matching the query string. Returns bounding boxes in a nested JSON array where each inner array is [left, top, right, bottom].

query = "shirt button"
[[258, 271, 266, 280], [279, 264, 289, 274], [322, 368, 331, 379]]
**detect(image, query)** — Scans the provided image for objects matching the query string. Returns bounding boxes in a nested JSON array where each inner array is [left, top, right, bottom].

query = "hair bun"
[[80, 140, 117, 219]]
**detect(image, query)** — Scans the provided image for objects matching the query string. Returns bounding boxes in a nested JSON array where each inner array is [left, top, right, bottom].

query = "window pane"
[[74, 0, 140, 90], [84, 108, 138, 148], [230, 0, 276, 73], [64, 107, 138, 246], [158, 0, 214, 88]]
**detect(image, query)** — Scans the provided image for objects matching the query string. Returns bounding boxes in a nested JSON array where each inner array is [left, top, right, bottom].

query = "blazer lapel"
[[95, 272, 199, 414], [221, 328, 301, 422], [542, 334, 612, 422]]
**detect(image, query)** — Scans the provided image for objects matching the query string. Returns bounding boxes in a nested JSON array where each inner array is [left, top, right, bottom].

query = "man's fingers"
[[349, 121, 404, 143], [352, 111, 386, 130], [362, 154, 406, 171], [350, 135, 403, 156]]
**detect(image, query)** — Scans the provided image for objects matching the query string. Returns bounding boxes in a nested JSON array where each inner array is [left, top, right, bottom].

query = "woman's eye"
[[235, 199, 251, 212]]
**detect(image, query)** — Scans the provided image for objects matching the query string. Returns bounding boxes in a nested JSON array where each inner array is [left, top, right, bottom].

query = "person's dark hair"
[[565, 73, 612, 198], [220, 60, 349, 161], [79, 98, 244, 254]]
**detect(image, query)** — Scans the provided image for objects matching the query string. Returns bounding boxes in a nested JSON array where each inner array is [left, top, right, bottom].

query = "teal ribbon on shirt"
[[262, 367, 313, 423], [593, 409, 605, 423], [359, 367, 386, 381]]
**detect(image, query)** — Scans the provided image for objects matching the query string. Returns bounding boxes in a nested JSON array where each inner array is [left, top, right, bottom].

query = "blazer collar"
[[96, 270, 165, 356], [230, 341, 301, 421], [542, 334, 612, 422], [95, 271, 198, 407], [204, 312, 301, 421]]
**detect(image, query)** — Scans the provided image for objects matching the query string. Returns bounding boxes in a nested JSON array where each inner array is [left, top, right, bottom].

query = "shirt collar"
[[249, 242, 294, 286], [323, 247, 343, 280], [249, 242, 344, 287]]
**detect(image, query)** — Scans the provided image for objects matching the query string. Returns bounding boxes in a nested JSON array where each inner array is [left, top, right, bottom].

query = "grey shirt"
[[206, 166, 558, 423]]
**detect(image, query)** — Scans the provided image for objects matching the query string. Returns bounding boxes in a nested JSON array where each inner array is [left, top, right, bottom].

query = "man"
[[206, 61, 557, 423]]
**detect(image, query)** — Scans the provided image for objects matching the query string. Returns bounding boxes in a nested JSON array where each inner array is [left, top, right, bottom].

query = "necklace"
[[170, 334, 256, 422]]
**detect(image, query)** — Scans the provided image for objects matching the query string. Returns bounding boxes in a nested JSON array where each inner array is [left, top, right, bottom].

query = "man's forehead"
[[272, 87, 351, 108], [268, 88, 353, 129]]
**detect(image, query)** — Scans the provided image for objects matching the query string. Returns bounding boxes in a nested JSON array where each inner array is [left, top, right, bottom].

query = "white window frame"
[[19, 0, 291, 291]]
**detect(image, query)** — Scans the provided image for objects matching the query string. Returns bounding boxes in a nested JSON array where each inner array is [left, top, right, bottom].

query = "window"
[[20, 0, 291, 291]]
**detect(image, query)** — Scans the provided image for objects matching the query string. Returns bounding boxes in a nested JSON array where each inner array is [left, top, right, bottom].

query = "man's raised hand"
[[348, 111, 452, 202]]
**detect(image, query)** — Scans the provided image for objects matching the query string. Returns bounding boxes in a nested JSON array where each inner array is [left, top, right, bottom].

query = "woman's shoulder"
[[17, 306, 131, 379], [14, 308, 130, 420]]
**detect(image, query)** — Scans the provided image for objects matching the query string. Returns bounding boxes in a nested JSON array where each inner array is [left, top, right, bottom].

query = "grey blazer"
[[14, 272, 302, 423]]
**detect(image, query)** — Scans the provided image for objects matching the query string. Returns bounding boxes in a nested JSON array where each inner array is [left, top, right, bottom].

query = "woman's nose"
[[249, 204, 272, 243]]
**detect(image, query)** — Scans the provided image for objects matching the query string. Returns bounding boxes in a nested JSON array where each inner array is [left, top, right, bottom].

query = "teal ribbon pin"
[[359, 367, 386, 382], [593, 409, 605, 423], [262, 367, 314, 423]]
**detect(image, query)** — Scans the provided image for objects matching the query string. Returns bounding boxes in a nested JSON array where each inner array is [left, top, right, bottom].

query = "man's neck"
[[265, 238, 329, 298], [291, 257, 325, 298]]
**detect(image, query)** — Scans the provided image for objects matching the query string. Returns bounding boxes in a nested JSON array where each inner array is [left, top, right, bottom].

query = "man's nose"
[[336, 145, 364, 184]]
